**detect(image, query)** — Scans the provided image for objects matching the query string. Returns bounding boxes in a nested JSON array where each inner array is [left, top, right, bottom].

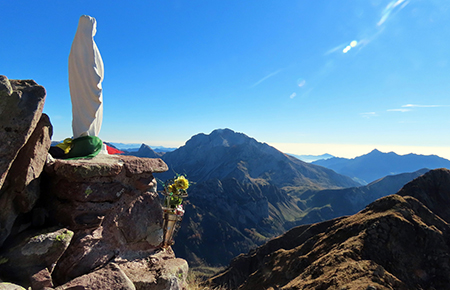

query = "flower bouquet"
[[159, 175, 189, 248]]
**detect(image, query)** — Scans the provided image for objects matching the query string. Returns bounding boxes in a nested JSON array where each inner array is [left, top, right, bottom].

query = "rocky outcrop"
[[0, 76, 189, 289], [0, 76, 47, 190], [210, 168, 450, 290], [0, 76, 51, 248], [43, 155, 188, 289]]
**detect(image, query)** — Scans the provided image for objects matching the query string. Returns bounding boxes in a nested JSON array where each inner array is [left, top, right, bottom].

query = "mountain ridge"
[[160, 128, 360, 192], [313, 149, 450, 184], [209, 168, 450, 289]]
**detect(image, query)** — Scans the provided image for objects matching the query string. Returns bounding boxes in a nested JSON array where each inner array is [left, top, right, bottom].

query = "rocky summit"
[[0, 76, 188, 290], [210, 168, 450, 290]]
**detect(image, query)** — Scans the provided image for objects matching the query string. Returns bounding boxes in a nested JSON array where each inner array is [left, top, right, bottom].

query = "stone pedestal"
[[44, 155, 188, 289]]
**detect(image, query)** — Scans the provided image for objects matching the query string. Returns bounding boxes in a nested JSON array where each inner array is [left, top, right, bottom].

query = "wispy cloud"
[[387, 108, 411, 112], [289, 92, 296, 99], [378, 0, 409, 26], [325, 0, 409, 56], [325, 43, 347, 55], [360, 112, 378, 118], [402, 104, 446, 108], [388, 104, 447, 112], [250, 69, 282, 88]]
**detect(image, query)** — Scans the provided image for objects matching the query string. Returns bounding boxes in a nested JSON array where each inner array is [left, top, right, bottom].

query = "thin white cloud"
[[378, 0, 409, 26], [402, 104, 445, 108], [325, 43, 347, 55], [250, 69, 282, 88], [387, 108, 411, 112], [360, 112, 378, 118], [289, 92, 296, 99]]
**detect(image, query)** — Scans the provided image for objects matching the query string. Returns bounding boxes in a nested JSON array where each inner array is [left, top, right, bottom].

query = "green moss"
[[55, 230, 73, 243], [0, 256, 8, 265], [85, 187, 93, 197]]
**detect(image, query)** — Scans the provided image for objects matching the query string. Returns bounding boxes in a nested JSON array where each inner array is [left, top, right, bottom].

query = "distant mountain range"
[[288, 153, 334, 163], [312, 149, 450, 184], [109, 142, 176, 153]]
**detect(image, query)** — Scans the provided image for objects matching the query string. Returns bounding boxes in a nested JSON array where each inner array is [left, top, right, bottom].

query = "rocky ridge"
[[210, 168, 450, 290]]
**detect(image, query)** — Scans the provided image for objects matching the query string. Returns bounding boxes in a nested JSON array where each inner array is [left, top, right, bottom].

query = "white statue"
[[68, 15, 104, 138]]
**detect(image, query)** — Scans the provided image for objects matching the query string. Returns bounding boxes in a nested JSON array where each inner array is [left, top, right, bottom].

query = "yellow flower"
[[167, 184, 178, 194], [174, 176, 189, 190]]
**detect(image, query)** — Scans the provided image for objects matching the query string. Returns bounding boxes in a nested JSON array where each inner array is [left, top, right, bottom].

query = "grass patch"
[[187, 266, 228, 290]]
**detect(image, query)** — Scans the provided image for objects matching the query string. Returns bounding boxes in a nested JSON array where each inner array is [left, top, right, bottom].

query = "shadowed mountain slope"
[[297, 168, 430, 225], [210, 168, 450, 290], [313, 149, 450, 184], [154, 129, 359, 266]]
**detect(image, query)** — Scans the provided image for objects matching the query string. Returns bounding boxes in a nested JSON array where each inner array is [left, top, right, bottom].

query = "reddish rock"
[[0, 113, 52, 247], [0, 77, 46, 191], [55, 263, 136, 290], [46, 155, 175, 285], [30, 268, 53, 290], [118, 249, 188, 290], [8, 114, 52, 213]]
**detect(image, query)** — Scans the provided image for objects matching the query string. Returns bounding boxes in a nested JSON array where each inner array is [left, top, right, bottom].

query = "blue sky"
[[2, 1, 449, 159]]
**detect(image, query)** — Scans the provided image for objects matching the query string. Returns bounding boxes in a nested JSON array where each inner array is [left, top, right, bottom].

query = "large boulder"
[[0, 76, 46, 190], [0, 76, 49, 248], [0, 227, 73, 288], [55, 263, 136, 290], [0, 113, 52, 247]]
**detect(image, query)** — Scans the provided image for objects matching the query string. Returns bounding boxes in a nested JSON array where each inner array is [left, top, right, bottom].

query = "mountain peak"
[[369, 149, 382, 154], [186, 128, 260, 150]]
